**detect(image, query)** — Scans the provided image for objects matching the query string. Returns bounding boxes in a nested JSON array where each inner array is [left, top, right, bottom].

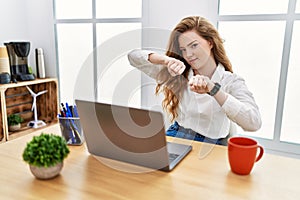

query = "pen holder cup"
[[59, 117, 84, 145]]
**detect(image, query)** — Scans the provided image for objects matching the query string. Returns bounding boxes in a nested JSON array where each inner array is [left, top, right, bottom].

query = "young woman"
[[128, 16, 261, 145]]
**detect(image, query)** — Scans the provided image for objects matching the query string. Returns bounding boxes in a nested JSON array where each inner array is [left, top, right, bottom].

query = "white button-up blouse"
[[128, 49, 262, 139]]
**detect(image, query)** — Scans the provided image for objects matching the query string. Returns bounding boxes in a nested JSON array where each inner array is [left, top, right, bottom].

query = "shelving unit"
[[0, 78, 59, 142]]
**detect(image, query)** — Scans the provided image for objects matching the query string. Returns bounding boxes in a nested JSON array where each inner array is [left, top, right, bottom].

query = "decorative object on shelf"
[[26, 86, 47, 128], [35, 48, 46, 78], [22, 133, 70, 180], [7, 114, 24, 132], [4, 41, 35, 81], [0, 72, 11, 84], [0, 46, 11, 80]]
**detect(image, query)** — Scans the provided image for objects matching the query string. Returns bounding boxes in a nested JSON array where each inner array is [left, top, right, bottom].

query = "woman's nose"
[[186, 48, 193, 57]]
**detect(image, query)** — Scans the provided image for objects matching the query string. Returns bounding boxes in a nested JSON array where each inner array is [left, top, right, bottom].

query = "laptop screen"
[[75, 99, 192, 172]]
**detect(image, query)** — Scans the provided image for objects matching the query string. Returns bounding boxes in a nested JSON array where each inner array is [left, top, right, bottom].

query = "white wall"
[[26, 0, 57, 78], [144, 0, 218, 30], [0, 0, 57, 78], [143, 0, 218, 51], [0, 0, 28, 41]]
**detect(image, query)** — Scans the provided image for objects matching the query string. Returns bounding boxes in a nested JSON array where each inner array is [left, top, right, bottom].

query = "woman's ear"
[[208, 40, 213, 49]]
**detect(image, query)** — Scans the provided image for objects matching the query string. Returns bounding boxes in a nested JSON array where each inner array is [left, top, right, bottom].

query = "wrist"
[[163, 56, 171, 65], [207, 82, 221, 96], [206, 81, 215, 92]]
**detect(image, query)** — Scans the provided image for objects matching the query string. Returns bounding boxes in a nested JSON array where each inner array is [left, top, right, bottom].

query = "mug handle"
[[255, 145, 264, 162]]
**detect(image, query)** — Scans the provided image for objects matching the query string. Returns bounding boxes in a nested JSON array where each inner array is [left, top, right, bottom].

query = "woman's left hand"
[[188, 75, 214, 94]]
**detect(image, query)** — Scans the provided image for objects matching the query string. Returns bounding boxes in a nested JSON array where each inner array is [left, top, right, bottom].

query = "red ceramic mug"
[[228, 137, 264, 175]]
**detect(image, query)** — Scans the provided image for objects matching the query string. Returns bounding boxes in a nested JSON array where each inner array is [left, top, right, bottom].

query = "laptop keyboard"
[[168, 153, 180, 163]]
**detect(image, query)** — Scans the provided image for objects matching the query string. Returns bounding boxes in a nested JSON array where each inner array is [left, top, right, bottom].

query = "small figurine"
[[26, 86, 48, 128]]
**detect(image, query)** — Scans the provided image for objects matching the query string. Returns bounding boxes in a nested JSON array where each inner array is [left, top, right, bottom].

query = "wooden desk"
[[0, 124, 299, 200]]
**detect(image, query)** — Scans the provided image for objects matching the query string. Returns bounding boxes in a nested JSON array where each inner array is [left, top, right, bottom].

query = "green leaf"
[[22, 133, 70, 167]]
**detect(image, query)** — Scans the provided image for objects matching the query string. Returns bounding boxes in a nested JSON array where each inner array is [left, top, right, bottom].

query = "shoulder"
[[223, 72, 245, 86]]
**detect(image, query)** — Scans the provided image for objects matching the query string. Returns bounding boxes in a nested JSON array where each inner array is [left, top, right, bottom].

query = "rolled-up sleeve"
[[221, 75, 262, 131], [127, 49, 163, 79]]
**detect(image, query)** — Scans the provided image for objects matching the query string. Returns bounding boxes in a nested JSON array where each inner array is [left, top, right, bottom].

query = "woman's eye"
[[180, 49, 186, 53], [191, 43, 198, 48]]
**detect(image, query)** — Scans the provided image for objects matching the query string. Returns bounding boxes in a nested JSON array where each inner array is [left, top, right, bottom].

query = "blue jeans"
[[166, 121, 224, 145]]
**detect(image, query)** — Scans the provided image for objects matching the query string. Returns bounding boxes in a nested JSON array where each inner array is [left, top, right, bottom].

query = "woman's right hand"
[[165, 57, 186, 76]]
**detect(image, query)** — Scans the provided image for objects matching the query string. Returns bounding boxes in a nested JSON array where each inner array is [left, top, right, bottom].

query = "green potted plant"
[[22, 133, 70, 179], [7, 114, 24, 132]]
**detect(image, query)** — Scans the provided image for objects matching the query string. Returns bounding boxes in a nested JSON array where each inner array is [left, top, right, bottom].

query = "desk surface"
[[0, 124, 300, 200]]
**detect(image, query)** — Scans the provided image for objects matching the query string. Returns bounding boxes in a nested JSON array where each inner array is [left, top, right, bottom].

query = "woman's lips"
[[188, 58, 197, 63]]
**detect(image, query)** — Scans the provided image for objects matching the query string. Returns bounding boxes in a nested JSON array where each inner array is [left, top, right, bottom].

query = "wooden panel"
[[5, 87, 34, 131], [5, 94, 32, 106], [5, 86, 29, 96], [6, 103, 32, 115], [31, 81, 58, 122], [0, 99, 3, 142]]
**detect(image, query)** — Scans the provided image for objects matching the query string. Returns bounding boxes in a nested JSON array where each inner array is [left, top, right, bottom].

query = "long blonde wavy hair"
[[155, 16, 233, 121]]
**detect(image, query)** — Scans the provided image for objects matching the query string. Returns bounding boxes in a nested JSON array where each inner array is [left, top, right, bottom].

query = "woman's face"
[[178, 30, 213, 71]]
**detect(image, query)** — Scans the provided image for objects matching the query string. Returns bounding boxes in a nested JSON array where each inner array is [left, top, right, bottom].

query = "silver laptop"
[[75, 99, 192, 172]]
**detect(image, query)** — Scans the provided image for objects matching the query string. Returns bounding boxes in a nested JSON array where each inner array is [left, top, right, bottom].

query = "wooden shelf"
[[0, 78, 59, 142], [8, 121, 59, 141]]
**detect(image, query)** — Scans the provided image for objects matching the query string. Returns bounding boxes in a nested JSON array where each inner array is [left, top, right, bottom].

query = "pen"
[[60, 104, 66, 117], [69, 105, 74, 117], [73, 105, 79, 117], [61, 103, 69, 117], [65, 102, 72, 117]]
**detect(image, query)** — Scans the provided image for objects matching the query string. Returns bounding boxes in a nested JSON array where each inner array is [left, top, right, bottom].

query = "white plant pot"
[[8, 123, 21, 132], [29, 162, 63, 180]]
